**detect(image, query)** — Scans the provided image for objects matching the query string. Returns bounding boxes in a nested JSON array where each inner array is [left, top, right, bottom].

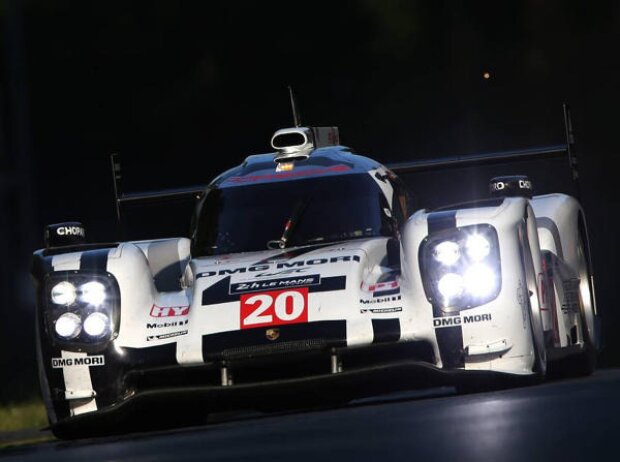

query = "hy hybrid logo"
[[150, 305, 190, 318]]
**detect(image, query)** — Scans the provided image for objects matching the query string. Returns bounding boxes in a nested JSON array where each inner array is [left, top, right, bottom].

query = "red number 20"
[[240, 288, 308, 329]]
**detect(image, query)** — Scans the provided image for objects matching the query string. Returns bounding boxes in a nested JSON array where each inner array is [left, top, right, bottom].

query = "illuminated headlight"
[[51, 282, 77, 306], [45, 271, 119, 349], [83, 312, 110, 337], [420, 224, 501, 309], [463, 264, 498, 298], [54, 312, 82, 339], [438, 273, 465, 302], [465, 234, 491, 261], [79, 281, 106, 306], [433, 241, 460, 266]]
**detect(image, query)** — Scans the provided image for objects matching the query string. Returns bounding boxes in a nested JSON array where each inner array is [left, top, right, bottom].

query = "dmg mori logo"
[[51, 355, 105, 368], [433, 314, 492, 328]]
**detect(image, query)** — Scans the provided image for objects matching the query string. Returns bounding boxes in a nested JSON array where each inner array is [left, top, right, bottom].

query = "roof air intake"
[[271, 126, 340, 163]]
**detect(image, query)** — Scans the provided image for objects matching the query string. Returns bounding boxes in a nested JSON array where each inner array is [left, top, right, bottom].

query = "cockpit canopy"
[[191, 152, 410, 256]]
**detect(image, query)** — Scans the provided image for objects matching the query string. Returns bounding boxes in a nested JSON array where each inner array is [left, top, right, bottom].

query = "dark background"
[[1, 0, 619, 403]]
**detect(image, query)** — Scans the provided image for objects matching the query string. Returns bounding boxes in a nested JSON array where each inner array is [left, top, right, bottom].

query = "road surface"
[[2, 369, 619, 461]]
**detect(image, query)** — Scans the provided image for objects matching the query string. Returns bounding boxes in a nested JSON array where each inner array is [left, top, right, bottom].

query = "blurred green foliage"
[[0, 399, 47, 432]]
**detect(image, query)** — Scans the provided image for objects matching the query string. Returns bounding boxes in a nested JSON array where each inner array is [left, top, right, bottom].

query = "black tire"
[[520, 215, 547, 378], [567, 230, 598, 376], [548, 230, 597, 378]]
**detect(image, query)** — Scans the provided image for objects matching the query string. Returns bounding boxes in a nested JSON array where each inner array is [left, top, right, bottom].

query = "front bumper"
[[48, 340, 536, 436]]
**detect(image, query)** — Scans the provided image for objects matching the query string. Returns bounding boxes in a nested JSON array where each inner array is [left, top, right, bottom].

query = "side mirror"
[[44, 222, 86, 248]]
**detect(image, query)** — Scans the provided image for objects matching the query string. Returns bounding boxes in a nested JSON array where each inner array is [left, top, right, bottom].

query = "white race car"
[[31, 123, 600, 438]]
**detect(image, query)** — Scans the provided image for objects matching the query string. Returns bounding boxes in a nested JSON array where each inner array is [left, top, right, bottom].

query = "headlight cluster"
[[45, 272, 119, 348], [420, 224, 501, 310]]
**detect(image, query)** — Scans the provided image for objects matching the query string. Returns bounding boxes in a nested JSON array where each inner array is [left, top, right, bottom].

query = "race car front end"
[[31, 128, 574, 439], [401, 196, 545, 376], [32, 238, 446, 436]]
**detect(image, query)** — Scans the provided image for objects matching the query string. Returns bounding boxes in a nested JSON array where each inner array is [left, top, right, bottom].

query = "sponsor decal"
[[561, 279, 580, 313], [202, 275, 346, 306], [150, 305, 190, 317], [223, 165, 352, 185], [360, 295, 402, 305], [491, 179, 532, 191], [147, 330, 188, 341], [56, 226, 85, 237], [253, 268, 308, 277], [52, 355, 105, 368], [433, 313, 492, 328], [362, 280, 400, 297], [147, 320, 189, 329], [230, 275, 320, 295], [196, 255, 360, 279], [361, 307, 403, 314], [241, 288, 308, 329], [275, 162, 294, 173]]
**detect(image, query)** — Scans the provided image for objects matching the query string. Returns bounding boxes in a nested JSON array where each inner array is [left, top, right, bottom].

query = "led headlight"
[[420, 224, 501, 310], [45, 271, 120, 350], [54, 312, 82, 339], [465, 234, 491, 261], [437, 273, 465, 301], [463, 264, 497, 298], [79, 281, 106, 306], [51, 282, 77, 306], [83, 312, 110, 337], [433, 241, 461, 266]]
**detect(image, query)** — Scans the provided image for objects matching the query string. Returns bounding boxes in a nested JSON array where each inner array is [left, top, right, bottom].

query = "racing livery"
[[31, 124, 600, 437]]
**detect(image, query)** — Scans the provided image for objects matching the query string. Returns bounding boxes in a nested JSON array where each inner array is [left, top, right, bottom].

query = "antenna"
[[563, 103, 581, 200], [288, 85, 302, 127], [110, 153, 122, 225]]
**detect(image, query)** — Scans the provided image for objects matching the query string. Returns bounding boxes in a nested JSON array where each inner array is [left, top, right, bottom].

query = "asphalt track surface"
[[3, 369, 620, 461]]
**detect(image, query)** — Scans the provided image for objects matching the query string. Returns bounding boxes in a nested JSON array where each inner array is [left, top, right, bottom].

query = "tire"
[[520, 217, 547, 378], [565, 231, 597, 376]]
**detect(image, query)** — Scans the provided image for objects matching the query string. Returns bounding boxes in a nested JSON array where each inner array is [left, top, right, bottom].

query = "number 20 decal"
[[240, 288, 308, 329]]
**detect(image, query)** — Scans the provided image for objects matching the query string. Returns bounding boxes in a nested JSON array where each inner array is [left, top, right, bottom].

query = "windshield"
[[192, 173, 393, 256]]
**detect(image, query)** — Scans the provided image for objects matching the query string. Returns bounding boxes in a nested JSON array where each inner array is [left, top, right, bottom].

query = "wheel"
[[566, 232, 597, 376], [520, 215, 547, 378]]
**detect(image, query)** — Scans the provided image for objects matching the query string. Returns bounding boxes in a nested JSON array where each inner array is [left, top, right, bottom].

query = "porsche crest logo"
[[266, 328, 280, 341]]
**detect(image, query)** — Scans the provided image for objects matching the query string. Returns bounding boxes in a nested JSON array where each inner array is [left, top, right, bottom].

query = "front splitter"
[[51, 360, 538, 436]]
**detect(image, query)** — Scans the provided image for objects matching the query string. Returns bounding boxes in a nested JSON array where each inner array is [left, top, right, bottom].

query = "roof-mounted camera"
[[271, 126, 340, 163], [489, 175, 534, 199]]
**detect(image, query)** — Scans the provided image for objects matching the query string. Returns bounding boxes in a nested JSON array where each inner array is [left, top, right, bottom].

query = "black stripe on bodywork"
[[372, 318, 401, 344], [427, 210, 464, 369], [79, 248, 112, 273], [87, 343, 178, 411], [74, 247, 116, 411], [202, 320, 347, 360], [252, 243, 335, 265], [31, 249, 53, 281], [428, 211, 458, 235], [202, 276, 346, 305], [202, 276, 234, 305], [115, 343, 178, 368], [310, 276, 346, 293], [373, 288, 400, 298]]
